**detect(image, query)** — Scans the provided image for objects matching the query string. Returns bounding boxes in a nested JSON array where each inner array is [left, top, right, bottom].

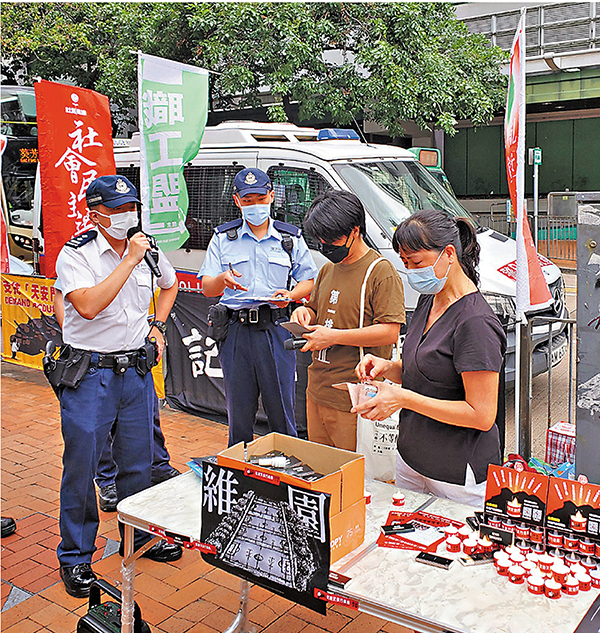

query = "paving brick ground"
[[1, 362, 411, 633]]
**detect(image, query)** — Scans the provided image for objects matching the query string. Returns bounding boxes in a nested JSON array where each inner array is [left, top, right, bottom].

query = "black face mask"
[[320, 234, 354, 263]]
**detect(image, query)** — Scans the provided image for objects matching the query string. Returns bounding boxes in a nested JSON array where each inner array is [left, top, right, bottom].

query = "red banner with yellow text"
[[34, 81, 116, 277]]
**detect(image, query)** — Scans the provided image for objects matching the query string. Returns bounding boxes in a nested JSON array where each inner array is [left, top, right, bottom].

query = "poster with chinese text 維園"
[[200, 461, 331, 614], [138, 53, 209, 252]]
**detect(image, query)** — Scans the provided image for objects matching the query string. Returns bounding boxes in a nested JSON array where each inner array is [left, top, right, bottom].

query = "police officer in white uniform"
[[55, 175, 181, 598]]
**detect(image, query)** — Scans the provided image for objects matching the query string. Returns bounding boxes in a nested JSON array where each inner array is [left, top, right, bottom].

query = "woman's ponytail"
[[456, 218, 480, 287]]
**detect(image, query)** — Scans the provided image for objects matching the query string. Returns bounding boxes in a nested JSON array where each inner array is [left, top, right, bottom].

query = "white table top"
[[117, 471, 598, 633]]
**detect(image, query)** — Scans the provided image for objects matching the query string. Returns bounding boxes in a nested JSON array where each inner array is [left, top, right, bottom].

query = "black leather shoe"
[[143, 540, 182, 562], [151, 466, 180, 486], [60, 563, 97, 598], [1, 517, 16, 538], [98, 483, 118, 512], [120, 539, 182, 562]]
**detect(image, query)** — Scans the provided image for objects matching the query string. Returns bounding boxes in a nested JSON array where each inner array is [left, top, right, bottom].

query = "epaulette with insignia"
[[215, 218, 243, 241], [65, 229, 98, 249], [273, 220, 301, 237]]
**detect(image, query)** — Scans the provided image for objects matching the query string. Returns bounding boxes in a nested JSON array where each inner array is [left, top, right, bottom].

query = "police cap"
[[86, 175, 141, 208], [232, 168, 273, 198]]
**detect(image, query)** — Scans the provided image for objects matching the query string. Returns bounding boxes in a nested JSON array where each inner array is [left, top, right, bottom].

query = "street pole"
[[533, 161, 539, 249]]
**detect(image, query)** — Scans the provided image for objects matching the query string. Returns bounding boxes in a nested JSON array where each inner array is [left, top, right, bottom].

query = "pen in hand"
[[227, 262, 248, 292]]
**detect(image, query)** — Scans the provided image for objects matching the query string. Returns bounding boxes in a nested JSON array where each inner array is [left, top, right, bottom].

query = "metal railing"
[[517, 315, 577, 461], [473, 213, 577, 262]]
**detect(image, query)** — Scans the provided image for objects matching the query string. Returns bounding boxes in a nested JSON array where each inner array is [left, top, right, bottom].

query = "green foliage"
[[1, 2, 508, 135]]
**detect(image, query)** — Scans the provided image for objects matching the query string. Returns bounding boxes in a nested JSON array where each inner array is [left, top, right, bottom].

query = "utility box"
[[575, 192, 600, 484]]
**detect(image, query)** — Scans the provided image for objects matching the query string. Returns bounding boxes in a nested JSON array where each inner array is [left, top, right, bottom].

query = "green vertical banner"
[[138, 53, 209, 250]]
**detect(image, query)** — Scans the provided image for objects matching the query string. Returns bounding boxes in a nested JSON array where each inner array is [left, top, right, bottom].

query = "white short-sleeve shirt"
[[55, 230, 177, 352]]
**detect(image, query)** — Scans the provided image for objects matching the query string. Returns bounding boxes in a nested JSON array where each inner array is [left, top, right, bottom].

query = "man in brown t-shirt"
[[291, 191, 405, 451]]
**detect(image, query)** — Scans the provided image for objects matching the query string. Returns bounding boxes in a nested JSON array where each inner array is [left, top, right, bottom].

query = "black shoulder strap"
[[65, 229, 98, 249], [215, 218, 243, 241]]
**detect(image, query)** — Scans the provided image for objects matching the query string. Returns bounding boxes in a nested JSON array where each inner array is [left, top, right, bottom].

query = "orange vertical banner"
[[34, 80, 116, 277]]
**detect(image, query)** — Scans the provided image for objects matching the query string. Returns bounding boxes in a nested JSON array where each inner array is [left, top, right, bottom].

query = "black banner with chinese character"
[[164, 291, 227, 418], [200, 461, 330, 614]]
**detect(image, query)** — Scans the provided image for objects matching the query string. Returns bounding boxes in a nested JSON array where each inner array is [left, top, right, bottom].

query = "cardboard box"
[[218, 433, 365, 563]]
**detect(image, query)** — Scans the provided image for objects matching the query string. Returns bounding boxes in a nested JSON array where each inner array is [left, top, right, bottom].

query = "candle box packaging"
[[546, 477, 600, 546], [484, 465, 549, 527]]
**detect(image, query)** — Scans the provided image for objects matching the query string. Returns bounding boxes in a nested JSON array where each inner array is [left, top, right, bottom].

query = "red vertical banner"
[[1, 134, 9, 273], [34, 80, 116, 277]]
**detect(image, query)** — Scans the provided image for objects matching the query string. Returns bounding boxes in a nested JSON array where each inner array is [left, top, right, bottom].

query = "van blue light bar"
[[317, 128, 360, 141]]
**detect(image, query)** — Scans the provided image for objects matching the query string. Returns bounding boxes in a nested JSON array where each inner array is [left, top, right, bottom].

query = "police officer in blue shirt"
[[199, 168, 317, 446]]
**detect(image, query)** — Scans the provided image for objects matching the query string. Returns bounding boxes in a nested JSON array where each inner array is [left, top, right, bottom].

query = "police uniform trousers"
[[95, 390, 172, 487], [57, 358, 155, 567], [218, 319, 297, 446]]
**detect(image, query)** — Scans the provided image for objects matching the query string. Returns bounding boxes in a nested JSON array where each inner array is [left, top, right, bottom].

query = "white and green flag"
[[138, 53, 209, 250]]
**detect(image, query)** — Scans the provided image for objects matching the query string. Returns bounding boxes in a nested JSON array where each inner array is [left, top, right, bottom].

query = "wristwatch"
[[149, 320, 167, 335]]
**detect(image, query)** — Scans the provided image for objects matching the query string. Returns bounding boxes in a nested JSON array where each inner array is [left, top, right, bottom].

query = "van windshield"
[[333, 160, 476, 239]]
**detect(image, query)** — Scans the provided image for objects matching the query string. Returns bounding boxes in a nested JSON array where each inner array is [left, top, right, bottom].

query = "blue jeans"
[[57, 363, 155, 566]]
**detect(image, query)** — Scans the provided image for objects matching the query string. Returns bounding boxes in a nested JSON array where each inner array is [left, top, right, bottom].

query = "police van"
[[113, 121, 569, 385]]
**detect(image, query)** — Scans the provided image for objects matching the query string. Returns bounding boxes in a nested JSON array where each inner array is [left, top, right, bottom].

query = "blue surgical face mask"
[[405, 250, 450, 294], [241, 203, 271, 226]]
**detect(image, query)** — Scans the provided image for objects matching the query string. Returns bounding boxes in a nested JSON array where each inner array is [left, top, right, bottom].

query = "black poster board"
[[200, 461, 331, 614]]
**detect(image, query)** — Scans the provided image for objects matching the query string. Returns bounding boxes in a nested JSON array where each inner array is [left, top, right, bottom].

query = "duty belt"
[[228, 305, 290, 326], [93, 350, 141, 374]]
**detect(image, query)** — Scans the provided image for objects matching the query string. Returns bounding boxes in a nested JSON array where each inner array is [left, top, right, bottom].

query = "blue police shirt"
[[198, 219, 318, 309]]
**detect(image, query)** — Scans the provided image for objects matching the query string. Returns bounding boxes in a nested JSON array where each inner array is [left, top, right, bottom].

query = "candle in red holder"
[[580, 557, 597, 572], [551, 561, 570, 585], [564, 534, 579, 551], [392, 492, 405, 507], [508, 564, 525, 584], [538, 553, 554, 573], [579, 538, 595, 555], [570, 511, 587, 532], [494, 550, 509, 570], [502, 519, 515, 533], [505, 545, 520, 558], [530, 543, 544, 554], [516, 523, 530, 540], [595, 541, 600, 557], [497, 558, 511, 576], [446, 536, 461, 553], [576, 573, 591, 591], [478, 536, 493, 553], [510, 552, 525, 566], [506, 498, 522, 518], [517, 540, 530, 556], [550, 547, 565, 561], [529, 526, 544, 543], [548, 531, 563, 547], [591, 569, 600, 588], [462, 537, 479, 556], [488, 515, 502, 529], [563, 574, 579, 596], [527, 574, 545, 594], [526, 552, 540, 565], [564, 552, 580, 566], [545, 578, 562, 599], [364, 490, 371, 505], [443, 525, 458, 539], [457, 525, 472, 541]]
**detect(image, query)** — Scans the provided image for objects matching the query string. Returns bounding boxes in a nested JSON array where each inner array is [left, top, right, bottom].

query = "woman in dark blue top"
[[355, 210, 506, 507]]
